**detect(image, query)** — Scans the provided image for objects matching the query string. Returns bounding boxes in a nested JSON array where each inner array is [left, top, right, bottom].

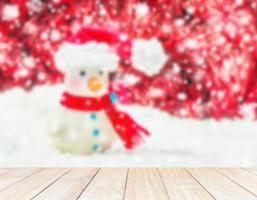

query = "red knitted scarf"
[[60, 92, 150, 149]]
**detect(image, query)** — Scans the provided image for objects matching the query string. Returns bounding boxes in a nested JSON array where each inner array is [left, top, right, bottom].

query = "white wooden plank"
[[0, 168, 42, 192], [34, 168, 99, 200], [0, 168, 70, 199], [245, 168, 257, 176], [217, 168, 257, 196], [159, 168, 215, 200], [188, 168, 257, 200], [124, 168, 169, 200], [0, 169, 11, 175], [78, 168, 127, 200]]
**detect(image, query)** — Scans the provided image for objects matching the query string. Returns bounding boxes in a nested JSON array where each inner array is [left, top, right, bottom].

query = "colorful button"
[[109, 92, 118, 104], [92, 144, 99, 152], [92, 129, 100, 137], [90, 113, 97, 120]]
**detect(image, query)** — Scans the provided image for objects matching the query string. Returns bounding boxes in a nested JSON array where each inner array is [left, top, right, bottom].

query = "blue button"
[[92, 129, 100, 137], [109, 92, 118, 104], [90, 113, 97, 120], [92, 144, 99, 152]]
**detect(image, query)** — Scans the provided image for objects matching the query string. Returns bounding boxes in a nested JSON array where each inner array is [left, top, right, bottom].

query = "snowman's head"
[[64, 66, 110, 97], [55, 42, 119, 97]]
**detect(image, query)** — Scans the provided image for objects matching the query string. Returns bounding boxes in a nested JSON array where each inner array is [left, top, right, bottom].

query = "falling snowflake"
[[22, 56, 35, 68], [177, 93, 187, 101], [123, 74, 140, 86], [134, 3, 149, 18], [14, 68, 29, 79], [147, 88, 164, 98], [26, 0, 43, 13], [2, 5, 19, 21], [50, 30, 62, 42], [240, 104, 257, 120], [184, 39, 199, 50]]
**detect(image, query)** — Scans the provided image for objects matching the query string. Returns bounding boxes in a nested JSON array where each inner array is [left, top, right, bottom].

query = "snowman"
[[51, 27, 168, 154]]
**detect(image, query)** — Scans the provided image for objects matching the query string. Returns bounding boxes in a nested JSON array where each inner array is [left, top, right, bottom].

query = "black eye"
[[79, 70, 86, 77], [98, 70, 104, 75]]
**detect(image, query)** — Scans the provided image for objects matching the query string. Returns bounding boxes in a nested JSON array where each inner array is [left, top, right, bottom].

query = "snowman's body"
[[50, 50, 120, 154], [50, 108, 117, 154]]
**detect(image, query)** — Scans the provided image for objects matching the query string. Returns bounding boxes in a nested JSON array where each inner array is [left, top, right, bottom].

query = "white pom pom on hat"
[[54, 27, 168, 76], [131, 38, 168, 76]]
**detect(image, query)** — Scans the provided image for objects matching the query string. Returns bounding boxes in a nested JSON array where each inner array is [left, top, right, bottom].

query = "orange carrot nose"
[[88, 77, 102, 92]]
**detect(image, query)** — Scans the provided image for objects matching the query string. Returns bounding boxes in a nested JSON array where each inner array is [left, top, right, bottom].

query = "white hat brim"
[[54, 42, 119, 73]]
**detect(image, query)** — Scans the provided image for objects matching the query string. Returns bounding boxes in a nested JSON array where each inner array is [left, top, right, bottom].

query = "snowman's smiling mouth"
[[87, 77, 102, 92]]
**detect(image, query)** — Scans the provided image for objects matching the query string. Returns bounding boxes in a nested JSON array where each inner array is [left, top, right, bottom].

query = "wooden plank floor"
[[0, 168, 256, 200]]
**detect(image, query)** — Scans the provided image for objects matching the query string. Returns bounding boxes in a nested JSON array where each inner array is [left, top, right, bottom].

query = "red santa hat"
[[54, 27, 168, 76]]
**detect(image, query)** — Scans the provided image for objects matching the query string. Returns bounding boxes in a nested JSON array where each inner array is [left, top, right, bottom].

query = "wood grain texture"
[[245, 168, 257, 176], [34, 168, 99, 200], [188, 168, 257, 200], [78, 168, 127, 200], [0, 168, 257, 200], [0, 168, 42, 192], [217, 168, 257, 197], [124, 168, 169, 200], [159, 168, 215, 200], [0, 168, 70, 199], [0, 169, 11, 176]]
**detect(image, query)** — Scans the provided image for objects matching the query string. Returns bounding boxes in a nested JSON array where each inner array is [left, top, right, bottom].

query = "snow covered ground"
[[1, 85, 257, 167]]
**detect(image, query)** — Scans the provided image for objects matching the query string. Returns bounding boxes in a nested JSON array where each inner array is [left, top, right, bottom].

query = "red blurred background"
[[1, 0, 257, 119]]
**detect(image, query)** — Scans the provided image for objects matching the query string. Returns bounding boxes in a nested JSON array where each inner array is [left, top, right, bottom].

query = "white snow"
[[1, 85, 257, 167]]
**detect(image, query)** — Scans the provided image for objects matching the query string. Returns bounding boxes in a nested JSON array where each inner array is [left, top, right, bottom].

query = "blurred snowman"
[[51, 27, 167, 154]]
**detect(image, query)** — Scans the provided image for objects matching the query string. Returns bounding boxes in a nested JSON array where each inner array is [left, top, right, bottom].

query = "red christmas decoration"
[[0, 0, 257, 119]]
